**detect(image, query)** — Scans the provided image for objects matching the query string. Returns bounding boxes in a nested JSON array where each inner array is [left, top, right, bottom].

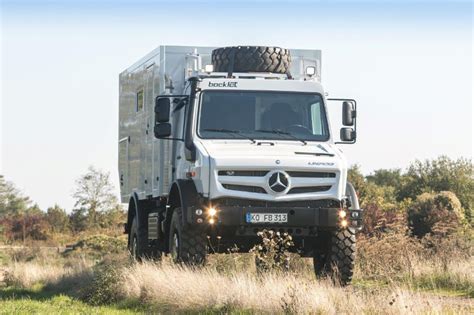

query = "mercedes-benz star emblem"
[[268, 171, 289, 193]]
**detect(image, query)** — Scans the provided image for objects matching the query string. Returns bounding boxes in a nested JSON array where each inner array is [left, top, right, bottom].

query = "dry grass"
[[357, 229, 472, 270], [2, 258, 472, 314], [116, 258, 472, 314], [1, 233, 473, 314], [2, 257, 93, 289]]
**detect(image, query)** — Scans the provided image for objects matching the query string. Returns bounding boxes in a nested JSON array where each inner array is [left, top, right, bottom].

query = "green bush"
[[82, 255, 128, 305], [399, 156, 473, 223], [64, 235, 127, 259], [409, 191, 465, 237]]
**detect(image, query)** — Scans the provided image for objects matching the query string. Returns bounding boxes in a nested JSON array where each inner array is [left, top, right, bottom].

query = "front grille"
[[287, 172, 335, 178], [218, 170, 269, 176], [212, 198, 340, 208], [288, 186, 332, 194], [218, 170, 335, 178], [218, 170, 336, 196], [222, 184, 267, 194]]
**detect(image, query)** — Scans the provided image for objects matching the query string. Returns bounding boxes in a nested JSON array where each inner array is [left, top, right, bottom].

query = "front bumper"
[[217, 207, 338, 227], [187, 202, 363, 231]]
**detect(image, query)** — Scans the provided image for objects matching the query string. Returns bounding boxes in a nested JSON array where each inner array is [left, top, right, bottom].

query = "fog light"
[[208, 207, 217, 217], [195, 209, 203, 216], [341, 219, 348, 228], [338, 210, 347, 218], [197, 218, 203, 223], [209, 218, 215, 224], [352, 220, 358, 227]]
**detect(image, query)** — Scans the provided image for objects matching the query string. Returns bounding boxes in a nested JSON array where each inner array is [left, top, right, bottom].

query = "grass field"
[[0, 293, 138, 315], [0, 234, 473, 314]]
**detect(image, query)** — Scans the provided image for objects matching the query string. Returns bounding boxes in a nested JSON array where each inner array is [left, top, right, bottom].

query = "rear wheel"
[[169, 208, 208, 265], [129, 215, 162, 261], [313, 228, 356, 285], [129, 216, 148, 261]]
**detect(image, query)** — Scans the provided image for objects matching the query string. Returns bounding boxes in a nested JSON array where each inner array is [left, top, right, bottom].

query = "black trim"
[[294, 151, 334, 157], [218, 170, 269, 177], [287, 171, 336, 178], [287, 186, 332, 194], [184, 78, 199, 161], [170, 179, 200, 226], [216, 206, 339, 228], [211, 198, 340, 209], [222, 184, 267, 194]]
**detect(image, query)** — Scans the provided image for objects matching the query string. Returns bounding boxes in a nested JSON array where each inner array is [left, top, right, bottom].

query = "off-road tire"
[[129, 216, 149, 261], [313, 228, 356, 285], [212, 46, 291, 74], [169, 207, 208, 265]]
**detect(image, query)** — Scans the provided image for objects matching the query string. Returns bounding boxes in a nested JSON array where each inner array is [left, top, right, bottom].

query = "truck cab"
[[119, 45, 362, 284]]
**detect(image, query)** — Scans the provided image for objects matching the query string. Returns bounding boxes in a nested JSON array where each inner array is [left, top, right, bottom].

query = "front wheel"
[[169, 207, 208, 265], [313, 228, 356, 285]]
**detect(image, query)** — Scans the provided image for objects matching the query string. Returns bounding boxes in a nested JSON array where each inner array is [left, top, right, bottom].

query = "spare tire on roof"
[[211, 46, 291, 74]]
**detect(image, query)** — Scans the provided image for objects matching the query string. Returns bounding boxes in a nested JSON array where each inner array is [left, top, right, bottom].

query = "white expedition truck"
[[119, 45, 362, 284]]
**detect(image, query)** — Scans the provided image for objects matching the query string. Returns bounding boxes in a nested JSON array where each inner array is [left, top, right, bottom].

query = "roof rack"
[[196, 72, 289, 80]]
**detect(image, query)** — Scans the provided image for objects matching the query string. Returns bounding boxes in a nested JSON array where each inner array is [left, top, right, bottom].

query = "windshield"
[[198, 90, 329, 141]]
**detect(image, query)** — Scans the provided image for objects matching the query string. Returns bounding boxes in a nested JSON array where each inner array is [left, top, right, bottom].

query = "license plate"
[[246, 213, 288, 223]]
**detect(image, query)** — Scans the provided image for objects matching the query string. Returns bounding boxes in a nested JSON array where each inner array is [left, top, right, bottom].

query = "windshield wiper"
[[255, 129, 307, 145], [203, 128, 256, 143]]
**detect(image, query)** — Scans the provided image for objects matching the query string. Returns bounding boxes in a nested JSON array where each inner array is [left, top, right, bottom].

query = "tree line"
[[0, 167, 125, 244]]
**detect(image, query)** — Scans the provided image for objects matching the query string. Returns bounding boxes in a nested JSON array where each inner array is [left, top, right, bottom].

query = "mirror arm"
[[335, 140, 356, 145], [155, 94, 189, 112]]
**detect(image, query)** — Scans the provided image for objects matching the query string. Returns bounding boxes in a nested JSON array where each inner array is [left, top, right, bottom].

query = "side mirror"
[[340, 127, 356, 142], [155, 97, 171, 123], [342, 101, 355, 126], [154, 123, 171, 138]]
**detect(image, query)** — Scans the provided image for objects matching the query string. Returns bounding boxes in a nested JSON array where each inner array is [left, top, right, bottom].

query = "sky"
[[1, 0, 472, 211]]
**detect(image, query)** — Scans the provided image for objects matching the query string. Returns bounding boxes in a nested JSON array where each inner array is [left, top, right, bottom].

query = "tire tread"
[[313, 228, 356, 285], [170, 208, 207, 265], [212, 46, 291, 74]]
